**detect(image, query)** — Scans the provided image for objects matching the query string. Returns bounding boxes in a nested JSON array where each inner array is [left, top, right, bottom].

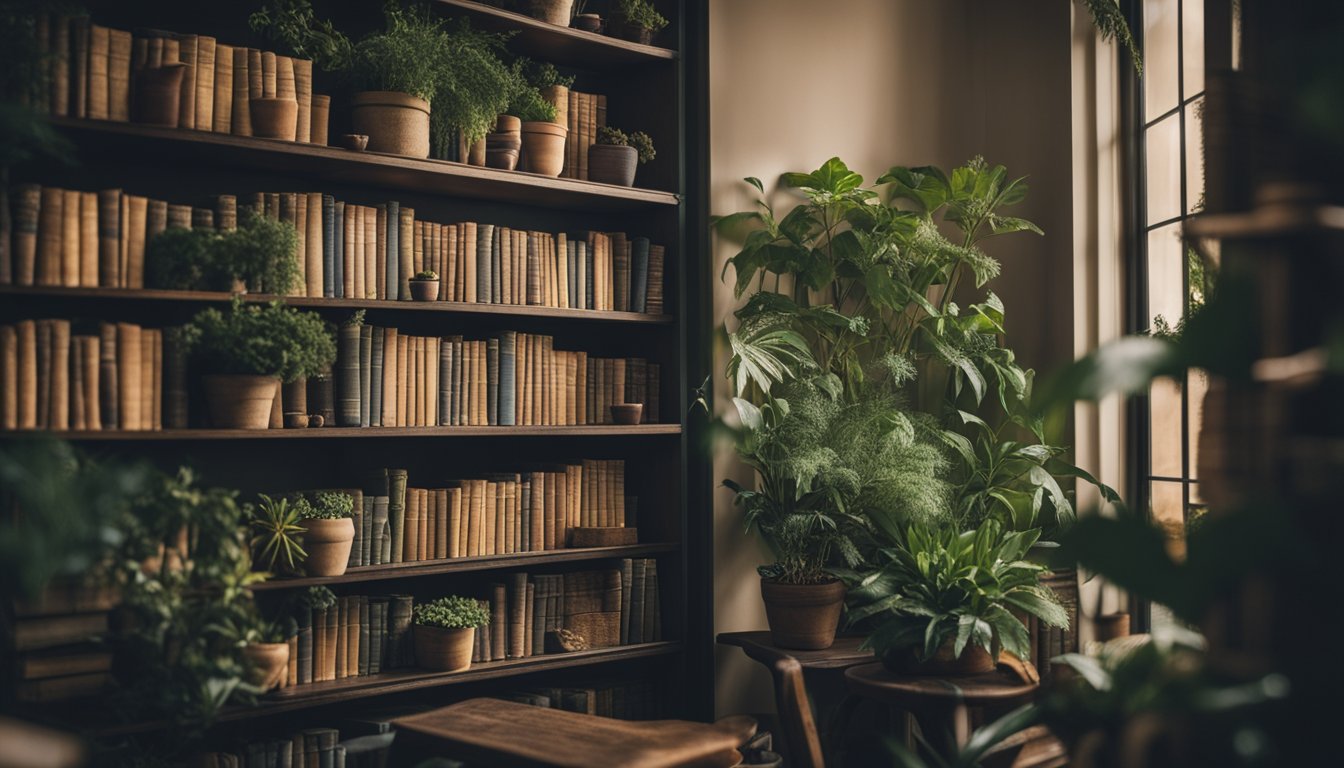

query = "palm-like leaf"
[[726, 325, 814, 398]]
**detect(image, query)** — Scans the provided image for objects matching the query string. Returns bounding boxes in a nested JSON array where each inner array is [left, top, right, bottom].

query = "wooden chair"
[[770, 657, 827, 768]]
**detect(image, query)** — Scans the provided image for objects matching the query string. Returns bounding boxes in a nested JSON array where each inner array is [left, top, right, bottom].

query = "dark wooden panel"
[[433, 1, 678, 66], [12, 425, 682, 441]]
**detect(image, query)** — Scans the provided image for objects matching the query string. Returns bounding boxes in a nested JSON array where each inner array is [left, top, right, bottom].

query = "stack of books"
[[9, 584, 118, 703], [284, 594, 414, 687], [561, 90, 606, 181]]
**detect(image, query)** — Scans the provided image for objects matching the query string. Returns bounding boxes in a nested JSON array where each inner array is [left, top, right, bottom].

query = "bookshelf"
[[1, 0, 712, 743]]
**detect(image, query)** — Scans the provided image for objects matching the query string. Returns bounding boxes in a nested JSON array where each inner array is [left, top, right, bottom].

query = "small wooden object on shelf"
[[337, 133, 369, 152], [611, 402, 643, 424], [569, 527, 638, 547]]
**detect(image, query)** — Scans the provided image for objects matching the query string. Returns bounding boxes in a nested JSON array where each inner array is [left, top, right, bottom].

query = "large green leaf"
[[1003, 586, 1069, 628]]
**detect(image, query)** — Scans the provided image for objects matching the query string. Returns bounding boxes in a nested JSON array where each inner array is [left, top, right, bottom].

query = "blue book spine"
[[631, 237, 650, 314], [499, 331, 516, 426], [385, 201, 399, 300], [476, 223, 494, 304], [333, 201, 344, 298], [322, 194, 335, 298]]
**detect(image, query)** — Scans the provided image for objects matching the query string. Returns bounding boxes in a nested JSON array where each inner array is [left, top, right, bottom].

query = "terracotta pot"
[[410, 279, 440, 302], [760, 577, 846, 650], [520, 121, 568, 177], [613, 19, 656, 45], [299, 517, 355, 577], [486, 148, 520, 171], [243, 642, 290, 692], [487, 131, 522, 152], [310, 94, 331, 146], [540, 84, 569, 127], [529, 0, 574, 26], [281, 377, 308, 427], [414, 625, 475, 672], [495, 114, 522, 136], [204, 374, 279, 430], [572, 13, 603, 33], [351, 91, 430, 158], [250, 97, 298, 141], [1095, 612, 1132, 642], [467, 135, 486, 166], [611, 403, 643, 424], [885, 637, 996, 676], [133, 64, 188, 127], [588, 143, 638, 186]]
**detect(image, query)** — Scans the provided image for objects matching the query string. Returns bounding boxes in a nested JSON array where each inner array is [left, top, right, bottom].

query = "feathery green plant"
[[250, 494, 307, 574]]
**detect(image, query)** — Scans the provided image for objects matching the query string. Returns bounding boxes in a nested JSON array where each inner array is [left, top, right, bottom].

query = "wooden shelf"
[[252, 543, 678, 590], [91, 641, 682, 736], [48, 118, 680, 212], [10, 425, 682, 441], [433, 0, 677, 67], [0, 285, 673, 325]]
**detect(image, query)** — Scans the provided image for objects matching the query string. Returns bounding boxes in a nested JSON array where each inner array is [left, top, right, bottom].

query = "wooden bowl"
[[610, 403, 643, 425], [337, 133, 370, 152]]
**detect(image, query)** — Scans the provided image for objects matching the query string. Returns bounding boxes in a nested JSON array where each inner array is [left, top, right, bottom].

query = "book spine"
[[212, 43, 233, 132], [388, 469, 407, 564], [398, 206, 414, 301], [385, 201, 399, 300], [305, 192, 322, 297], [193, 36, 216, 130], [294, 58, 313, 143], [337, 323, 361, 427], [388, 595, 413, 668]]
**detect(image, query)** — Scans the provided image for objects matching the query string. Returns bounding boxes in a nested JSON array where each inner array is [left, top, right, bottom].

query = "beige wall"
[[708, 0, 1094, 716]]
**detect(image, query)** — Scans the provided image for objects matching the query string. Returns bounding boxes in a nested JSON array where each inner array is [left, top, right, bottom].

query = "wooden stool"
[[392, 698, 757, 768], [844, 662, 1039, 760]]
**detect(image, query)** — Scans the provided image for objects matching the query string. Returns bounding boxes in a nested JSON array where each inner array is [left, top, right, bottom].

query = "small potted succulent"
[[410, 270, 441, 301], [511, 86, 566, 177], [413, 595, 490, 672], [250, 493, 307, 576], [295, 491, 355, 577], [612, 0, 668, 45], [589, 126, 655, 187], [183, 299, 336, 429]]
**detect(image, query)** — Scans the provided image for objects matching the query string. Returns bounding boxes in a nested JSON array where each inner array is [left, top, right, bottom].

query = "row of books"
[[10, 583, 118, 703], [32, 14, 321, 143], [336, 460, 632, 569], [1, 185, 667, 314], [505, 680, 664, 720], [0, 320, 181, 431], [331, 325, 660, 428], [562, 90, 607, 182], [198, 727, 392, 768], [284, 595, 412, 687]]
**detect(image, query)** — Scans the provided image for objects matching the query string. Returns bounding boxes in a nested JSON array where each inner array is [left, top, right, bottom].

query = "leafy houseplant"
[[588, 126, 654, 187], [843, 519, 1067, 674], [183, 299, 336, 429], [410, 269, 440, 301], [295, 490, 355, 577], [250, 493, 307, 576], [413, 595, 490, 672], [613, 0, 669, 44], [146, 212, 301, 295]]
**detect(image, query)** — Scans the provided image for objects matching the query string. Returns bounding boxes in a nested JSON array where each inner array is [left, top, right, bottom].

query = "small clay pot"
[[466, 135, 486, 166], [588, 143, 638, 186], [308, 414, 325, 428], [520, 121, 568, 177], [611, 403, 643, 425], [338, 134, 370, 152], [250, 96, 299, 141], [284, 413, 309, 429], [885, 637, 996, 676], [351, 91, 430, 158], [414, 625, 475, 672], [203, 374, 279, 430], [242, 642, 290, 692], [572, 13, 603, 32], [528, 0, 574, 26], [495, 114, 522, 136], [540, 84, 569, 128], [299, 517, 355, 577], [760, 577, 846, 650], [485, 148, 520, 171], [282, 377, 308, 428], [410, 279, 441, 302], [133, 64, 188, 127], [486, 132, 522, 152], [310, 94, 331, 146]]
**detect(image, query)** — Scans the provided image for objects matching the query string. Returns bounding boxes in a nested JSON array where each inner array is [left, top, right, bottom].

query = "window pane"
[[1146, 114, 1182, 224], [1183, 0, 1205, 97], [1151, 480, 1186, 561], [1144, 0, 1181, 116], [1151, 377, 1183, 477], [1188, 368, 1208, 479], [1148, 222, 1185, 326], [1185, 99, 1205, 213]]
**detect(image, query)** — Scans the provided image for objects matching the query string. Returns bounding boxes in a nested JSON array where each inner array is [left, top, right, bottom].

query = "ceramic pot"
[[281, 377, 308, 428], [337, 134, 370, 152], [310, 94, 331, 146], [1095, 612, 1132, 642], [351, 91, 430, 158], [529, 0, 574, 26], [250, 97, 298, 141], [611, 403, 643, 424], [572, 13, 603, 32], [541, 84, 569, 127], [486, 148, 520, 171], [588, 143, 638, 186], [203, 374, 279, 430], [414, 625, 475, 672], [299, 517, 355, 576], [133, 64, 188, 127], [613, 19, 655, 45], [760, 577, 846, 650], [495, 114, 522, 136], [467, 135, 486, 166], [885, 637, 996, 676], [487, 132, 522, 151], [243, 642, 290, 692], [410, 279, 440, 302], [520, 121, 568, 176]]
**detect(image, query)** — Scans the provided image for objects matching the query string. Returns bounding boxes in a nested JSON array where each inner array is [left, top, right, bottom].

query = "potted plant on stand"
[[295, 491, 355, 577], [250, 493, 307, 576], [589, 126, 654, 187], [183, 299, 336, 429], [414, 595, 490, 672], [410, 270, 440, 301], [612, 0, 668, 45]]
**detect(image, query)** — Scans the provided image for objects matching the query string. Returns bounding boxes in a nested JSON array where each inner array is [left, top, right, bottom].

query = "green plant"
[[248, 0, 355, 72], [302, 490, 353, 520], [250, 494, 307, 574], [507, 82, 557, 122], [144, 213, 300, 294], [523, 59, 575, 90], [343, 309, 366, 327], [842, 519, 1067, 665], [413, 269, 439, 280], [145, 227, 222, 291], [183, 299, 336, 382], [413, 595, 490, 629], [596, 126, 655, 163], [616, 0, 668, 32]]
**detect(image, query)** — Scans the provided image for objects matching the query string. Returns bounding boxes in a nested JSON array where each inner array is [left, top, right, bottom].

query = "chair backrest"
[[770, 657, 825, 768]]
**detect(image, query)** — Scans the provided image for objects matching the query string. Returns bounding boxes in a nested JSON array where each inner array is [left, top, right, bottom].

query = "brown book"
[[231, 47, 251, 135], [50, 15, 71, 117], [509, 572, 527, 658], [138, 329, 153, 430], [77, 191, 97, 287], [97, 323, 117, 429], [346, 596, 359, 677], [1, 325, 16, 430], [305, 191, 322, 297], [162, 37, 179, 68], [176, 33, 197, 130], [15, 672, 111, 703], [59, 188, 79, 287], [399, 206, 414, 301], [294, 58, 313, 142], [491, 583, 507, 660], [36, 186, 63, 286], [96, 189, 120, 287], [79, 335, 101, 429], [193, 35, 215, 131], [48, 320, 71, 430], [396, 333, 409, 427], [71, 17, 89, 119], [13, 185, 42, 286], [363, 205, 377, 299], [108, 29, 132, 121], [147, 36, 163, 69], [351, 204, 365, 298], [335, 597, 347, 679], [18, 648, 113, 680], [343, 203, 356, 298], [34, 321, 49, 429], [125, 195, 147, 288], [13, 613, 108, 651], [448, 487, 462, 558], [16, 321, 37, 429], [435, 488, 449, 559], [565, 89, 579, 179], [463, 222, 478, 303], [212, 43, 234, 132], [375, 204, 387, 300], [414, 336, 426, 427], [260, 50, 276, 98], [275, 54, 296, 102], [117, 322, 141, 431], [381, 327, 398, 426]]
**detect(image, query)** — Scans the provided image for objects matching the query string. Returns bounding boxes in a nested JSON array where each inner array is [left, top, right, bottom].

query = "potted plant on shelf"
[[589, 126, 654, 187], [295, 491, 356, 577], [612, 0, 668, 45], [235, 615, 295, 693], [410, 270, 441, 301], [843, 519, 1067, 675], [183, 299, 336, 429], [250, 493, 307, 576], [571, 0, 603, 33], [527, 0, 574, 27], [413, 595, 491, 672], [511, 86, 566, 177], [146, 212, 301, 295]]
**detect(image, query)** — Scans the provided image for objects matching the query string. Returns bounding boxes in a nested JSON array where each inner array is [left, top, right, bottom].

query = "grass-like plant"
[[414, 595, 490, 629], [250, 493, 307, 574], [301, 491, 353, 520], [183, 299, 336, 383], [596, 126, 655, 163]]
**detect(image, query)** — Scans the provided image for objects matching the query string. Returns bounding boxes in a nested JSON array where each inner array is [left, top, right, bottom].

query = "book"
[[194, 35, 216, 130], [232, 47, 253, 136], [17, 648, 113, 680], [176, 33, 197, 130], [14, 672, 111, 703], [12, 613, 108, 651], [212, 43, 234, 132], [294, 58, 313, 143], [387, 594, 413, 668]]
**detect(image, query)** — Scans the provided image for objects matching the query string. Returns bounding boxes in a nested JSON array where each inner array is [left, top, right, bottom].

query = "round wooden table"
[[844, 662, 1039, 758]]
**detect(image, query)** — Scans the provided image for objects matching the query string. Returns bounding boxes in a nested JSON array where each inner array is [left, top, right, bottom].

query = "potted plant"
[[844, 519, 1067, 675], [410, 270, 440, 301], [571, 0, 603, 33], [589, 126, 654, 187], [146, 212, 301, 295], [250, 493, 307, 576], [133, 63, 189, 127], [527, 0, 574, 27], [251, 94, 298, 141], [511, 86, 566, 177], [612, 0, 668, 45], [413, 595, 490, 672], [238, 616, 294, 693], [295, 491, 355, 577], [183, 299, 336, 429]]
